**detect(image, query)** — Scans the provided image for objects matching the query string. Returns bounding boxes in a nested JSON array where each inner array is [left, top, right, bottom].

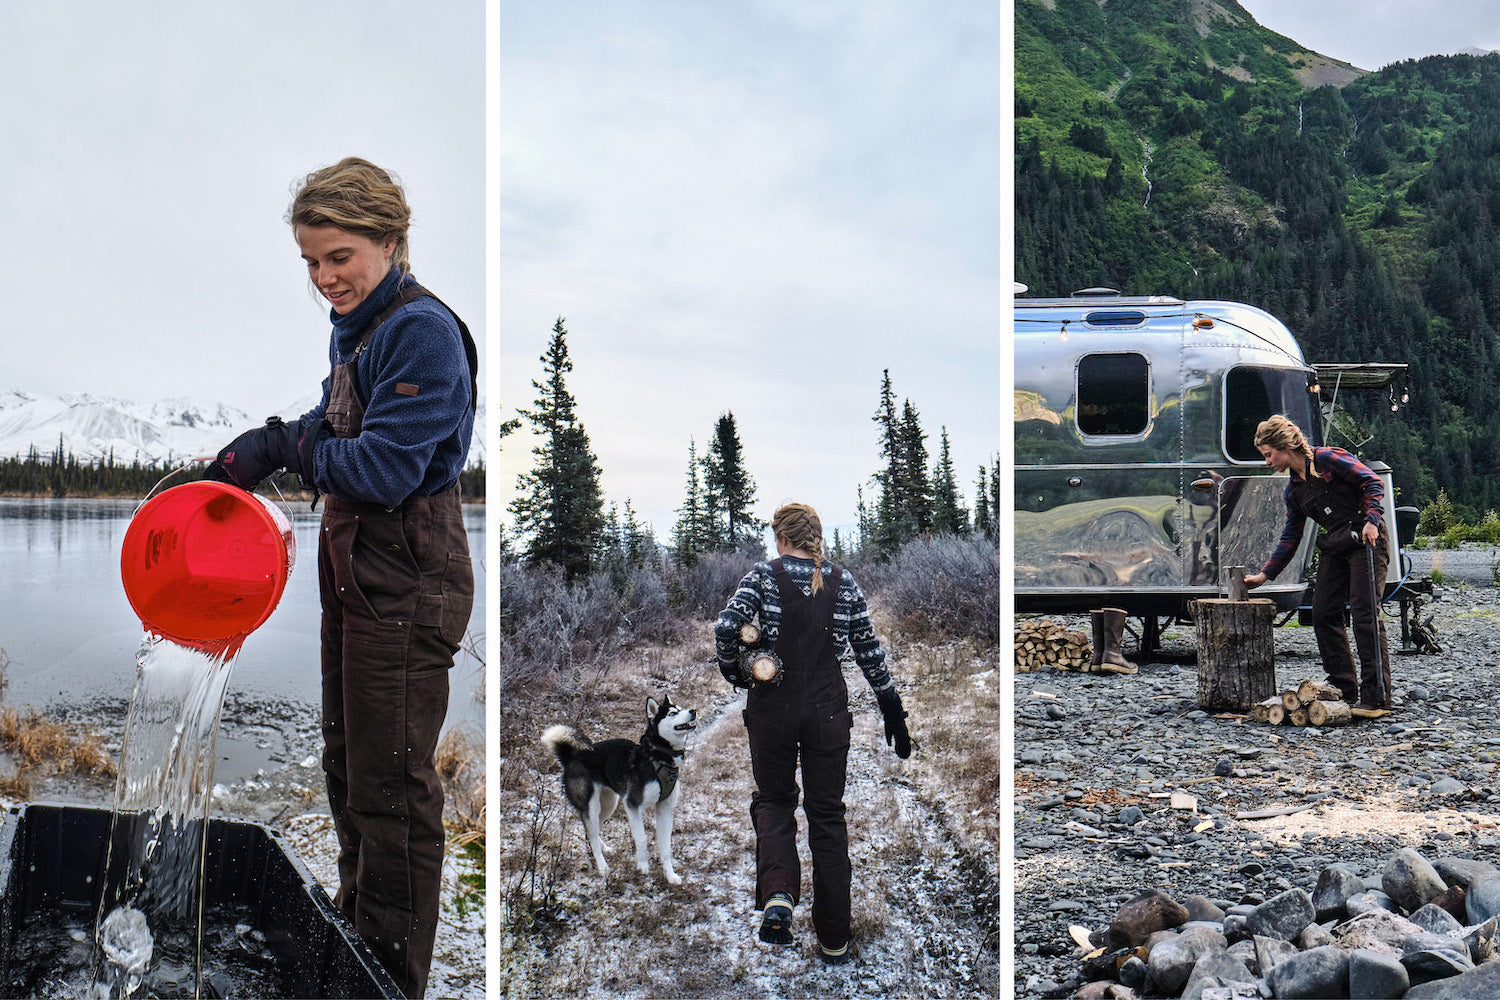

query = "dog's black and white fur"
[[541, 695, 697, 884]]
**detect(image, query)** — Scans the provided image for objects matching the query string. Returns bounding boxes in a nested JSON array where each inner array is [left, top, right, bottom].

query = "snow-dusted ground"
[[498, 631, 1000, 999]]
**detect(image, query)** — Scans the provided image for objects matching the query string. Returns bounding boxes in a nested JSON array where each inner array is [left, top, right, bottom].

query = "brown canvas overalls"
[[317, 284, 475, 998], [744, 559, 853, 951], [1289, 458, 1391, 705]]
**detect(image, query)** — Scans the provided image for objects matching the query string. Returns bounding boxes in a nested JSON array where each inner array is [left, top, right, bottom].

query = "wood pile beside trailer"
[[1014, 619, 1091, 672]]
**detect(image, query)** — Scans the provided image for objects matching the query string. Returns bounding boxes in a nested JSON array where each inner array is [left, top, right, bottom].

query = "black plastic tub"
[[0, 802, 402, 999]]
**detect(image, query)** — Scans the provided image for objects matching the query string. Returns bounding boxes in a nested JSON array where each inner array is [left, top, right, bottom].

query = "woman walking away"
[[1244, 415, 1392, 710], [715, 502, 912, 963], [205, 157, 477, 998]]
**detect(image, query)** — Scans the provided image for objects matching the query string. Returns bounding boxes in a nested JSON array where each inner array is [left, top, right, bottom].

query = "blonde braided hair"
[[772, 502, 826, 594]]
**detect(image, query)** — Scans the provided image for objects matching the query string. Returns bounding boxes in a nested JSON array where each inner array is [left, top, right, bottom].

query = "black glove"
[[874, 687, 911, 759], [719, 658, 751, 690], [205, 416, 328, 490]]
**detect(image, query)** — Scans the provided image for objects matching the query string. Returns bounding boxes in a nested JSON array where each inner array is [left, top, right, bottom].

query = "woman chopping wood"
[[1243, 414, 1391, 710]]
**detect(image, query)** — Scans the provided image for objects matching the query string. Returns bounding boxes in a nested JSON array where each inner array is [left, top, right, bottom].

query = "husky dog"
[[541, 695, 697, 884]]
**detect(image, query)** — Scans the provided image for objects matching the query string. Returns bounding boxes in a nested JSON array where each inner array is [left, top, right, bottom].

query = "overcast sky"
[[499, 0, 1001, 543], [2, 2, 484, 418], [1240, 0, 1500, 72]]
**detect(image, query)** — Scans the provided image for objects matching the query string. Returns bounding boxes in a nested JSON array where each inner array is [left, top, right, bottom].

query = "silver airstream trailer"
[[1015, 290, 1410, 649]]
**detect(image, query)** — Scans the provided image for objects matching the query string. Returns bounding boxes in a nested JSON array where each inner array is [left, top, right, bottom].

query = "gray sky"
[[499, 0, 1001, 543], [2, 2, 485, 417], [1240, 0, 1500, 71]]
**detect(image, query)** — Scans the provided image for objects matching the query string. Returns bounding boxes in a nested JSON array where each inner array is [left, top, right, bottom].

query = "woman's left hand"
[[1361, 522, 1380, 547]]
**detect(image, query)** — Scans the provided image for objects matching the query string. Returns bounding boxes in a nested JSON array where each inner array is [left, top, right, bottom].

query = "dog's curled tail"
[[541, 724, 592, 764]]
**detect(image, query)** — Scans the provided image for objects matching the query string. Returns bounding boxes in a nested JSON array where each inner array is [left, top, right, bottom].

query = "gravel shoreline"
[[1014, 581, 1500, 998]]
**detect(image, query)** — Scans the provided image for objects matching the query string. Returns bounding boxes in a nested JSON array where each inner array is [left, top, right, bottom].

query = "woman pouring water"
[[1243, 414, 1392, 710], [204, 157, 476, 998]]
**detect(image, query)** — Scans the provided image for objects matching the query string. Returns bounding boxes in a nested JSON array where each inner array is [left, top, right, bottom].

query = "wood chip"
[[1193, 820, 1214, 833], [1170, 792, 1198, 812], [1070, 926, 1095, 950]]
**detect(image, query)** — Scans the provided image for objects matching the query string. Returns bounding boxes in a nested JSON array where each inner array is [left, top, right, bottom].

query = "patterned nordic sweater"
[[714, 555, 894, 694]]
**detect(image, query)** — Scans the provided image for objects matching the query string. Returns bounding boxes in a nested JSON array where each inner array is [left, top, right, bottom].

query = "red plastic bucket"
[[120, 482, 296, 650]]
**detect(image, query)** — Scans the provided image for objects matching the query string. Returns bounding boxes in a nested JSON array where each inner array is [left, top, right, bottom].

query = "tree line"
[[504, 317, 999, 582], [0, 438, 486, 501]]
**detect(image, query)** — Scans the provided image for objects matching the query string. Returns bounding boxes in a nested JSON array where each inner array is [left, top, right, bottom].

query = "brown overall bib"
[[1289, 459, 1392, 705], [316, 284, 475, 998], [743, 559, 853, 950]]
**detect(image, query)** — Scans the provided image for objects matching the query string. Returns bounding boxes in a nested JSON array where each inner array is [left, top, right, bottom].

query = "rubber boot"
[[1088, 611, 1105, 672], [1097, 608, 1138, 675]]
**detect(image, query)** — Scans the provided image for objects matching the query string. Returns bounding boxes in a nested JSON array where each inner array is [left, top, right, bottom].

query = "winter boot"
[[758, 893, 795, 945], [1097, 608, 1138, 675]]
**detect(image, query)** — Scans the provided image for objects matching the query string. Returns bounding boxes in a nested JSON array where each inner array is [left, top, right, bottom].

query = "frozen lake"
[[0, 497, 486, 784]]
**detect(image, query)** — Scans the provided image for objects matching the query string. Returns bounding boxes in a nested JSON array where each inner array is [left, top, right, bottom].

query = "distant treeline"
[[0, 444, 487, 500]]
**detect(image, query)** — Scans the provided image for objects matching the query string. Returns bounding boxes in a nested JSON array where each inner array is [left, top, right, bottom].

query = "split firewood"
[[1297, 679, 1344, 704], [1252, 697, 1283, 725], [1014, 619, 1092, 672], [1307, 699, 1353, 727], [739, 622, 761, 645]]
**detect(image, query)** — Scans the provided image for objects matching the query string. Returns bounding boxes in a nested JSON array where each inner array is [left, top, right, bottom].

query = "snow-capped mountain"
[[0, 390, 486, 467]]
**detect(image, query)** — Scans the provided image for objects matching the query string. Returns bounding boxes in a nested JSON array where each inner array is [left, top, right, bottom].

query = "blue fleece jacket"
[[301, 267, 474, 506]]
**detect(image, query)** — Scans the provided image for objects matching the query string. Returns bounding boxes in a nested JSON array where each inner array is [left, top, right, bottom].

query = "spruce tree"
[[897, 399, 933, 537], [508, 317, 607, 578], [702, 412, 760, 550], [931, 426, 968, 535], [871, 370, 905, 554], [973, 464, 994, 539], [672, 437, 711, 564]]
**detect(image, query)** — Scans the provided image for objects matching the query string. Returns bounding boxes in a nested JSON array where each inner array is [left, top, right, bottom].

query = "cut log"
[[1266, 703, 1286, 726], [1281, 688, 1303, 711], [739, 622, 761, 645], [1290, 707, 1308, 727], [1306, 699, 1353, 727], [1297, 679, 1344, 705], [1252, 697, 1282, 724], [1191, 598, 1278, 711]]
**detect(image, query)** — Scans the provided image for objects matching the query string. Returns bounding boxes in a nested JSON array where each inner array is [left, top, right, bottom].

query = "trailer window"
[[1225, 366, 1316, 461], [1077, 353, 1149, 436]]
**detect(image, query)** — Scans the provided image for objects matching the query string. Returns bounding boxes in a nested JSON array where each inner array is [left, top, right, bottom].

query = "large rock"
[[1410, 901, 1465, 936], [1180, 949, 1255, 1000], [1405, 957, 1500, 998], [1296, 922, 1335, 950], [1347, 890, 1398, 917], [1401, 946, 1475, 987], [1435, 858, 1498, 890], [1464, 916, 1498, 962], [1181, 895, 1226, 923], [1466, 873, 1500, 925], [1147, 926, 1226, 997], [1245, 889, 1315, 942], [1253, 934, 1300, 977], [1333, 908, 1424, 953], [1110, 890, 1190, 948], [1312, 865, 1366, 923], [1347, 947, 1409, 999], [1263, 945, 1349, 999], [1384, 848, 1448, 913]]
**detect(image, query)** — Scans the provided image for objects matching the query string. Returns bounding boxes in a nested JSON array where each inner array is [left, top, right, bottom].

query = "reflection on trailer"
[[1014, 290, 1412, 651]]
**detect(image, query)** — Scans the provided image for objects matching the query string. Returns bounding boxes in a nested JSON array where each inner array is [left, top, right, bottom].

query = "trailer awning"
[[1312, 363, 1408, 398]]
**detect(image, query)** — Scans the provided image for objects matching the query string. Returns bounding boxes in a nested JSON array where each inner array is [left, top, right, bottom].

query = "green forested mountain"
[[1016, 0, 1500, 516]]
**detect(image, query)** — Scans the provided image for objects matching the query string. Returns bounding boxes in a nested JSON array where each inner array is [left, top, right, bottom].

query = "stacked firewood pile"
[[1015, 619, 1092, 672], [1251, 679, 1353, 728]]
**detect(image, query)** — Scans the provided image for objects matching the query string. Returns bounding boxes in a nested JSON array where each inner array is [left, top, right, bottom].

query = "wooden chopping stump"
[[1191, 597, 1277, 711]]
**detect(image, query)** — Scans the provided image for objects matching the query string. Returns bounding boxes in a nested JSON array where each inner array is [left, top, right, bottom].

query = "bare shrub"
[[503, 775, 571, 935], [672, 551, 753, 618], [853, 534, 999, 642], [500, 562, 621, 686]]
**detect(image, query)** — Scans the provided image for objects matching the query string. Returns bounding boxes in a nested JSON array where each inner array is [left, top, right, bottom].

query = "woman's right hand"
[[1243, 571, 1268, 589]]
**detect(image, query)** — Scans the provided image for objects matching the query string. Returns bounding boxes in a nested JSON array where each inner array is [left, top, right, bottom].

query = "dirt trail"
[[498, 637, 999, 999]]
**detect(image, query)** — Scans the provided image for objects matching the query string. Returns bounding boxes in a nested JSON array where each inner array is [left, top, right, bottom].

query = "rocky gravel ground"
[[1014, 581, 1500, 998]]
